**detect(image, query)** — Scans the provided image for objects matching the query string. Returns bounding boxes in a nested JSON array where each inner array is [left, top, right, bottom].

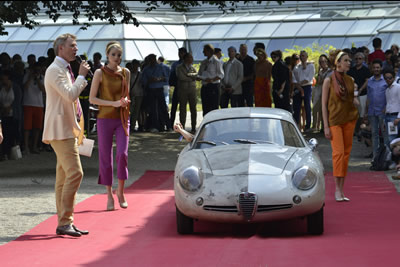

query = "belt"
[[386, 112, 399, 116]]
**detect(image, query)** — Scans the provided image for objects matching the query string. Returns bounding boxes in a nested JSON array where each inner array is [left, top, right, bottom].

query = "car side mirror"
[[308, 138, 318, 151]]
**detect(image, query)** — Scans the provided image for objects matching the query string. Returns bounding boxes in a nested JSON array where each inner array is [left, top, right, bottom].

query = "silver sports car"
[[174, 107, 325, 235]]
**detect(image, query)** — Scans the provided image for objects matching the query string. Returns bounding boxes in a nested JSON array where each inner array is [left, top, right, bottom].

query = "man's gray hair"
[[355, 52, 365, 59], [53, 33, 77, 56]]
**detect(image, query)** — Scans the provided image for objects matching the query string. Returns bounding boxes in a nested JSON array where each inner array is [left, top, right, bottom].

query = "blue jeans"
[[385, 113, 400, 144], [369, 114, 388, 158]]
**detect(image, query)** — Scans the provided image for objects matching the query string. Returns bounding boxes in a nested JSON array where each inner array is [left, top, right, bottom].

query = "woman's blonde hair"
[[106, 41, 123, 54]]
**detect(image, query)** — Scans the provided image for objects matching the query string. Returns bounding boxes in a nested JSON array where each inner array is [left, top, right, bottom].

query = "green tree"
[[0, 1, 283, 36], [283, 43, 336, 72]]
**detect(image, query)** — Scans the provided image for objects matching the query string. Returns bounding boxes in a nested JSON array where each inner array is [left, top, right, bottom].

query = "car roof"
[[201, 107, 296, 125]]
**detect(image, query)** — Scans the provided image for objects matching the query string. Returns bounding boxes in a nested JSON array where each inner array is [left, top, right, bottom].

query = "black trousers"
[[170, 86, 179, 128], [242, 83, 254, 107], [147, 88, 170, 131], [201, 83, 220, 117], [220, 92, 244, 108]]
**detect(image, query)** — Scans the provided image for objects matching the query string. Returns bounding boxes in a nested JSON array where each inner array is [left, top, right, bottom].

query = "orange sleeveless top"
[[98, 68, 127, 119], [328, 74, 359, 126]]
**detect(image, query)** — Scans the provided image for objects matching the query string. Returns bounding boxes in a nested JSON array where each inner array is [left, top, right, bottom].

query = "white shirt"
[[198, 55, 224, 85], [385, 82, 400, 115], [22, 70, 44, 107], [223, 60, 233, 85], [56, 56, 86, 82], [292, 62, 315, 86]]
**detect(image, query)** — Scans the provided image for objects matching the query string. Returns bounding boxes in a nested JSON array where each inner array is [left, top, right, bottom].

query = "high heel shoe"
[[335, 192, 344, 202], [107, 195, 115, 211], [116, 192, 128, 209]]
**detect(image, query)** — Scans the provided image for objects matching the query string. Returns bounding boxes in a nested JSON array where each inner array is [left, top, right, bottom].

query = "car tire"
[[307, 207, 324, 235], [176, 206, 194, 235]]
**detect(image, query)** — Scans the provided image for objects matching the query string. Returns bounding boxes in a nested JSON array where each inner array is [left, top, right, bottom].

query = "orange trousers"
[[330, 120, 357, 178]]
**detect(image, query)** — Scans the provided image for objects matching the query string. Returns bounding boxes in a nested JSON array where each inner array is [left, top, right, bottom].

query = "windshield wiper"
[[233, 139, 258, 144], [254, 140, 280, 146], [197, 140, 217, 146]]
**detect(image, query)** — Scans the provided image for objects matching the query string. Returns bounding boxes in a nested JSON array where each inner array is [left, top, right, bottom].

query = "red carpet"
[[1, 171, 399, 267]]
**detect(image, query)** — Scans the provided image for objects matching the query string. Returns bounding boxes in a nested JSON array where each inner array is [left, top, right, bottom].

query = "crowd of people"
[[1, 37, 400, 173], [0, 31, 400, 236]]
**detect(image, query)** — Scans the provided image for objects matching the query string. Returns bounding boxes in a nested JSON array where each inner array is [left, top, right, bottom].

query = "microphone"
[[75, 55, 93, 78]]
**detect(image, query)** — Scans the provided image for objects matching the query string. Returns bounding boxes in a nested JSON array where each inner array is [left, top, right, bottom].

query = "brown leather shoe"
[[72, 224, 89, 235], [56, 224, 81, 237]]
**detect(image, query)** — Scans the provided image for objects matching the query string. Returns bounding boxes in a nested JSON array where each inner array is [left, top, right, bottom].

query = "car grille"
[[239, 192, 257, 221], [257, 204, 293, 212], [203, 205, 238, 212]]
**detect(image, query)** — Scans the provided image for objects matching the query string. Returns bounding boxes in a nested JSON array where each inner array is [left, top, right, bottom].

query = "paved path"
[[0, 111, 399, 245]]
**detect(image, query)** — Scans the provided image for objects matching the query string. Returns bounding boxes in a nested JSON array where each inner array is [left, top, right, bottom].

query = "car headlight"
[[179, 166, 203, 192], [292, 166, 317, 190]]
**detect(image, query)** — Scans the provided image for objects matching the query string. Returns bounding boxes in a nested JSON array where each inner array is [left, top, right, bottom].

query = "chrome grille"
[[239, 192, 257, 221], [203, 206, 238, 212], [257, 204, 293, 212]]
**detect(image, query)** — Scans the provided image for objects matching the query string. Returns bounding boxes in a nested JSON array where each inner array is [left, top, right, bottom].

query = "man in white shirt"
[[383, 69, 400, 143], [292, 50, 315, 131], [220, 46, 244, 108], [197, 44, 224, 116]]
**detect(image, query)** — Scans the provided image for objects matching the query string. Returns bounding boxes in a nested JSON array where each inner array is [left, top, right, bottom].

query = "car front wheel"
[[307, 207, 324, 235], [176, 206, 194, 234]]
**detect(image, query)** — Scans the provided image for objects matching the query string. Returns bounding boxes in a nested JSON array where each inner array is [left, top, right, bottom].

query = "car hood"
[[202, 145, 297, 176]]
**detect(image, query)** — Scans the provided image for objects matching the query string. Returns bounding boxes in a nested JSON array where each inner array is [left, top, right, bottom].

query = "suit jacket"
[[222, 58, 243, 95], [176, 63, 197, 93], [42, 57, 87, 144]]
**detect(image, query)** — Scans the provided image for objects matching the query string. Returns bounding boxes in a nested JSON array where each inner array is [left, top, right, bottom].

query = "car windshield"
[[193, 118, 304, 149]]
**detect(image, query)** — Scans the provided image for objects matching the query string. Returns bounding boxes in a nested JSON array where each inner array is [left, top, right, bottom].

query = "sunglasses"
[[384, 76, 394, 80]]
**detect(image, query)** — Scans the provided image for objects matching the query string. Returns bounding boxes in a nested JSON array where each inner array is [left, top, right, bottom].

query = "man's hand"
[[78, 60, 90, 77]]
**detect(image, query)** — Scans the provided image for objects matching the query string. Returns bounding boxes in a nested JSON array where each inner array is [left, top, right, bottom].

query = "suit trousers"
[[178, 86, 197, 130], [50, 138, 83, 227], [201, 83, 220, 117], [170, 86, 179, 128]]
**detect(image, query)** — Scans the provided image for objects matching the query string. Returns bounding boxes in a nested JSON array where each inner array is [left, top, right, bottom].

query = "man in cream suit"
[[220, 46, 244, 108], [42, 33, 90, 237]]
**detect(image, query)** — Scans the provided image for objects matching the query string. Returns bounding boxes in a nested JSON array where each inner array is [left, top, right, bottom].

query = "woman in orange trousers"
[[322, 50, 359, 202]]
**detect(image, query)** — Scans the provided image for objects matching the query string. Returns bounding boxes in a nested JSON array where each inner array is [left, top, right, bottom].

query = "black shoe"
[[364, 152, 373, 158], [72, 224, 89, 235], [56, 224, 81, 237]]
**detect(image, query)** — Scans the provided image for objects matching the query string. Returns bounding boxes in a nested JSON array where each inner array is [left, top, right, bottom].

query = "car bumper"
[[175, 173, 325, 223]]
